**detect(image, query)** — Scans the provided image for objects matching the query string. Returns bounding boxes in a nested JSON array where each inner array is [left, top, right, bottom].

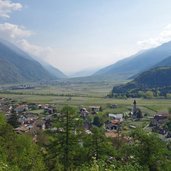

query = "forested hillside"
[[112, 66, 171, 97]]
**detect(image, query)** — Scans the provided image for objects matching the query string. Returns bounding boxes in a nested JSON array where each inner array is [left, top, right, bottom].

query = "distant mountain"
[[69, 67, 99, 78], [32, 56, 67, 79], [112, 66, 171, 97], [0, 40, 65, 84], [1, 39, 67, 79], [94, 41, 171, 80], [155, 55, 171, 67], [41, 63, 67, 79]]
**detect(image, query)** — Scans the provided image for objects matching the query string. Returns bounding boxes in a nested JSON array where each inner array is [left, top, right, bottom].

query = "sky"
[[1, 0, 171, 75]]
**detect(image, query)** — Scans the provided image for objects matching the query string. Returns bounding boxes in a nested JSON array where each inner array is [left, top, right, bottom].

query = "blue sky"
[[1, 0, 171, 74]]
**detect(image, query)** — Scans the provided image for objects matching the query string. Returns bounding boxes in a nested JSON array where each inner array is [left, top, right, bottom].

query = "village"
[[1, 96, 171, 142]]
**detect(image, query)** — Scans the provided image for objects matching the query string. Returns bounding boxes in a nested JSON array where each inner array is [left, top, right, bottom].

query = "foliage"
[[46, 106, 84, 170], [144, 91, 154, 99], [0, 114, 46, 171], [127, 129, 171, 171], [112, 67, 171, 98], [1, 108, 171, 171], [7, 113, 20, 128], [92, 116, 103, 127]]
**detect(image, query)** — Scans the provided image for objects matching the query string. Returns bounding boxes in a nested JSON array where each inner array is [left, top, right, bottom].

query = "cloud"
[[0, 22, 33, 40], [17, 39, 53, 60], [0, 22, 135, 73], [16, 38, 120, 73], [137, 24, 171, 49], [0, 22, 53, 64], [0, 0, 22, 18]]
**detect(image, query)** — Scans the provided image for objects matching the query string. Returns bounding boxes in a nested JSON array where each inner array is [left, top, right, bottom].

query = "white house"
[[108, 114, 123, 122]]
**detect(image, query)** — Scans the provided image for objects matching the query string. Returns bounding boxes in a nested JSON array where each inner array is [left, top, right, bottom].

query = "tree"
[[135, 108, 143, 119], [92, 116, 102, 127], [7, 113, 19, 128], [144, 91, 154, 99], [0, 113, 6, 126], [83, 127, 115, 161], [0, 113, 46, 171], [46, 106, 83, 171], [166, 93, 171, 99], [138, 91, 145, 98], [124, 129, 171, 171], [168, 107, 171, 121]]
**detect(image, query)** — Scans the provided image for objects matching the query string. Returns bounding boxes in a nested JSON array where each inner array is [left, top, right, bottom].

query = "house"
[[9, 106, 13, 113], [105, 113, 123, 131], [15, 105, 28, 113], [18, 112, 38, 125], [80, 108, 89, 117], [43, 104, 55, 114], [166, 131, 171, 138], [14, 126, 29, 134], [105, 119, 121, 130], [89, 106, 101, 114], [150, 112, 169, 135], [150, 112, 169, 127], [108, 114, 123, 122], [154, 112, 168, 120], [38, 104, 42, 109], [44, 107, 54, 114]]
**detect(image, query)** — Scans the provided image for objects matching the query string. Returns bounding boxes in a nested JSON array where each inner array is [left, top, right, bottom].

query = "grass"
[[30, 109, 44, 114], [0, 82, 171, 114]]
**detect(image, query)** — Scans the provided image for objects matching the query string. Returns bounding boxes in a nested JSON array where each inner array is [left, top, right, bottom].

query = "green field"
[[0, 82, 171, 114]]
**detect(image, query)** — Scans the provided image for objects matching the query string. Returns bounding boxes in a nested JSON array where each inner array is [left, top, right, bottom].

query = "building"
[[108, 114, 123, 122], [80, 108, 89, 117], [89, 106, 101, 114], [15, 105, 28, 114]]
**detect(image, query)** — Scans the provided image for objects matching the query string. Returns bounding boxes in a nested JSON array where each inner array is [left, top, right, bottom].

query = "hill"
[[94, 41, 171, 80], [155, 55, 171, 67], [69, 67, 99, 78], [37, 61, 67, 79], [1, 39, 67, 79], [112, 66, 171, 97], [0, 40, 65, 84]]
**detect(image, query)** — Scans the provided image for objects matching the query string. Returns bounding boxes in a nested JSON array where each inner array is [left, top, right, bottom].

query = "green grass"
[[30, 109, 44, 114], [0, 82, 171, 114]]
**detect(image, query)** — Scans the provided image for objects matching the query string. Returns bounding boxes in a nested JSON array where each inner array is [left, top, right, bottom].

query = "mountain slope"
[[112, 66, 171, 97], [41, 63, 67, 78], [94, 41, 171, 80], [0, 41, 56, 84], [0, 39, 67, 79], [69, 67, 99, 78], [155, 55, 171, 67]]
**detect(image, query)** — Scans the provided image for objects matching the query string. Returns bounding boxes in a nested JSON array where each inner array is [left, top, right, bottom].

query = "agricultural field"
[[0, 81, 171, 114]]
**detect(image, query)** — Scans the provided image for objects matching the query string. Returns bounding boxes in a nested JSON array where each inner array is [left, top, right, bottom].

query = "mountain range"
[[0, 40, 66, 84], [94, 41, 171, 80], [2, 38, 171, 85], [112, 55, 171, 97]]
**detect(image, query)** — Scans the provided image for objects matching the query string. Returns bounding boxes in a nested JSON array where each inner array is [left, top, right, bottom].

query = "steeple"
[[132, 100, 137, 116]]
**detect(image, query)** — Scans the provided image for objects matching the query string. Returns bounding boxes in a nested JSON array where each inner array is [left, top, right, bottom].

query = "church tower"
[[132, 100, 137, 116]]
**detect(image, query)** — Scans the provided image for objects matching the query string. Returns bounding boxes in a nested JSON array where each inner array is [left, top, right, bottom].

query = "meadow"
[[0, 81, 171, 114]]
